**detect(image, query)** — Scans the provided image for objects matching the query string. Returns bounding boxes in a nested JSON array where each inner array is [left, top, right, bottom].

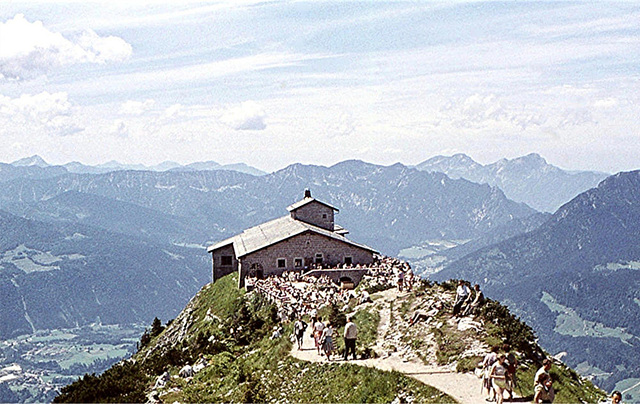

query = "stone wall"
[[211, 243, 237, 282], [303, 268, 369, 286], [290, 201, 334, 231], [239, 230, 373, 284]]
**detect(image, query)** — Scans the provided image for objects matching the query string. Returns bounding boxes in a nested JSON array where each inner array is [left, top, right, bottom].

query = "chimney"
[[304, 189, 312, 199]]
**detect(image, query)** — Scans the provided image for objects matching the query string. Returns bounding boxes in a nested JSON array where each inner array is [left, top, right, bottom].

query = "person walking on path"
[[490, 354, 508, 404], [321, 321, 334, 361], [505, 348, 518, 400], [293, 318, 307, 350], [482, 346, 499, 402], [397, 269, 405, 292], [344, 316, 358, 360], [313, 316, 325, 355]]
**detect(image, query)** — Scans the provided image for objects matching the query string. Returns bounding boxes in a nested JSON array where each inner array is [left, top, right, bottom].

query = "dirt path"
[[290, 289, 507, 404]]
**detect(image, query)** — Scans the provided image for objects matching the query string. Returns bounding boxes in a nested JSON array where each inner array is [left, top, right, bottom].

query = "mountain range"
[[8, 155, 267, 177], [415, 153, 608, 212], [434, 170, 640, 392], [2, 153, 635, 394], [0, 159, 540, 340]]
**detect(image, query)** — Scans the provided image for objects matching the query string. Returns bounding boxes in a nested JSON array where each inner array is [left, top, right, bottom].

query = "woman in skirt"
[[320, 321, 334, 361]]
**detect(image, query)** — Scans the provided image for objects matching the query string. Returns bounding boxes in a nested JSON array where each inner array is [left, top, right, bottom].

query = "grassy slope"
[[436, 280, 606, 403], [55, 274, 453, 403]]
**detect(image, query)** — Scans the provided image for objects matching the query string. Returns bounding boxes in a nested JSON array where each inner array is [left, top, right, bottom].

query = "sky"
[[1, 1, 639, 174]]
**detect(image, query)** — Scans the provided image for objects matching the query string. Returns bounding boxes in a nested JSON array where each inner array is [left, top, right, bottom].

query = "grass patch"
[[432, 325, 468, 365], [457, 355, 483, 373], [179, 327, 454, 404]]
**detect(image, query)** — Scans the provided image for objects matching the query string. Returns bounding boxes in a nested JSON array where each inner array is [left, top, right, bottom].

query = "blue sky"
[[1, 1, 639, 173]]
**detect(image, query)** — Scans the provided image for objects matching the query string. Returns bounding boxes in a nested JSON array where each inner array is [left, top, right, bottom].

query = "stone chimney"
[[304, 189, 312, 199]]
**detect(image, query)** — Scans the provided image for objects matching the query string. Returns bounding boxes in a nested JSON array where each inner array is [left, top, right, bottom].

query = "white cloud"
[[163, 104, 184, 119], [0, 14, 132, 80], [593, 97, 619, 109], [437, 94, 546, 130], [120, 99, 155, 115], [0, 91, 84, 137], [220, 101, 266, 131], [0, 91, 70, 121]]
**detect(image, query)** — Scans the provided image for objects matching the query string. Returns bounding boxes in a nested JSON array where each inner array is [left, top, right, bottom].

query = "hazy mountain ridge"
[[4, 190, 215, 245], [242, 161, 537, 252], [0, 162, 68, 183], [7, 155, 267, 176], [416, 153, 608, 212], [434, 170, 640, 391], [0, 209, 209, 340], [0, 161, 537, 255], [0, 160, 538, 341]]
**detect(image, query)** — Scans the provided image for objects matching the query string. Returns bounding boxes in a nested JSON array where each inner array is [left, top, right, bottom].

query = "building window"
[[221, 256, 233, 266], [344, 256, 353, 266], [294, 258, 303, 268], [277, 258, 286, 268], [315, 253, 323, 264], [322, 213, 327, 219]]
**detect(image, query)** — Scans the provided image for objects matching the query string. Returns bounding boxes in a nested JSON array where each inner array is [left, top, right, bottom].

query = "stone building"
[[207, 190, 377, 287]]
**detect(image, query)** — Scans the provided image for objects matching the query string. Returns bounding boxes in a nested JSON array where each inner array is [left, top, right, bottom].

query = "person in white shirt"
[[343, 316, 358, 360], [452, 280, 471, 316], [313, 317, 325, 355]]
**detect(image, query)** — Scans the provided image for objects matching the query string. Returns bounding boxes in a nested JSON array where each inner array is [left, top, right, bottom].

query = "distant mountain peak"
[[511, 153, 548, 167], [450, 153, 476, 162], [11, 155, 49, 167], [418, 153, 479, 168]]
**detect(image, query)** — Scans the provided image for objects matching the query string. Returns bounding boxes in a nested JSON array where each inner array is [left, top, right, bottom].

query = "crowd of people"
[[362, 256, 415, 291], [246, 255, 414, 324]]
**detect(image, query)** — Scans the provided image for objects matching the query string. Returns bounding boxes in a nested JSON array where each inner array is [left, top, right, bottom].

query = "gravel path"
[[290, 289, 514, 404]]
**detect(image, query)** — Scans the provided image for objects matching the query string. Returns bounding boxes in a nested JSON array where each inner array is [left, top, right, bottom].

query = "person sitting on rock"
[[452, 280, 471, 317], [462, 284, 484, 316]]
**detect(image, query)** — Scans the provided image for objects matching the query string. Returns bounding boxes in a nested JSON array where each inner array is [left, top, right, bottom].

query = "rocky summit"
[[55, 260, 603, 403]]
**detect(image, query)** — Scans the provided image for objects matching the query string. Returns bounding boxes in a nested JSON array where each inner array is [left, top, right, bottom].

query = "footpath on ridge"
[[289, 288, 505, 404]]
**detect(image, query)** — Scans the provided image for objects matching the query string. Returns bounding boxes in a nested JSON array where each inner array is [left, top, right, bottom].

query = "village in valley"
[[0, 324, 143, 402]]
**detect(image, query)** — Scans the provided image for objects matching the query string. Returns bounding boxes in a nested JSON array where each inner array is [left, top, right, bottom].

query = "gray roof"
[[286, 197, 339, 212], [207, 215, 376, 257]]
